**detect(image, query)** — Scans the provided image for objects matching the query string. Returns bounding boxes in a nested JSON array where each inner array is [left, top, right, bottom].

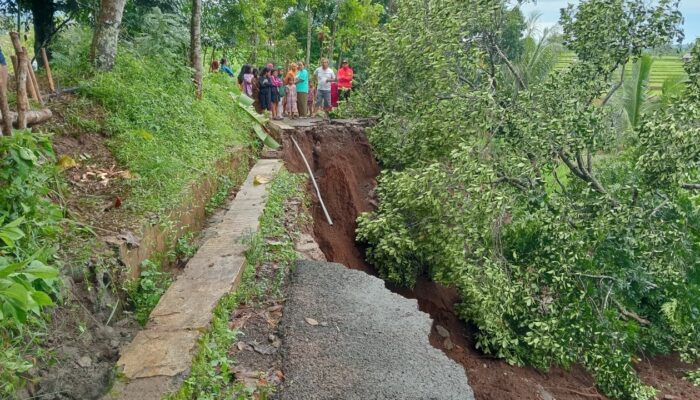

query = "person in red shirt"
[[337, 59, 354, 101]]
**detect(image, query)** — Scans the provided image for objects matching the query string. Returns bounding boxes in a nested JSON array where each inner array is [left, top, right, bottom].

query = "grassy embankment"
[[1, 28, 256, 395]]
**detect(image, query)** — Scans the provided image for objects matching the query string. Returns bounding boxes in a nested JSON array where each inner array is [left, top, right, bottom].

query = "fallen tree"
[[357, 1, 697, 399]]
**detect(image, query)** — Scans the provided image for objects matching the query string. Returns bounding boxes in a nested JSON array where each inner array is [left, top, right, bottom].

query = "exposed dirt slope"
[[280, 121, 700, 400]]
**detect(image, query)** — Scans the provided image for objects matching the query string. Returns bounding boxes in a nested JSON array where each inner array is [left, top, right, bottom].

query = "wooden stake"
[[10, 55, 17, 78], [23, 47, 43, 105], [16, 50, 28, 129], [40, 48, 55, 93], [9, 32, 22, 55], [0, 64, 13, 135]]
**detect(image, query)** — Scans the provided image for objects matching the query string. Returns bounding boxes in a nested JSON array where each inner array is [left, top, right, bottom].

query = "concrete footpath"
[[108, 159, 282, 400], [278, 260, 475, 400]]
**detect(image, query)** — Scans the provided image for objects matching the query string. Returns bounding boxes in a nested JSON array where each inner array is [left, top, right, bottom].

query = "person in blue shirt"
[[219, 58, 234, 77], [295, 61, 309, 117]]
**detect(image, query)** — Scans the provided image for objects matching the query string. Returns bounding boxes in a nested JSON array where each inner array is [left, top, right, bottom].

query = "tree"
[[619, 54, 653, 130], [191, 0, 203, 99], [357, 0, 691, 398], [90, 0, 127, 70], [28, 0, 55, 62]]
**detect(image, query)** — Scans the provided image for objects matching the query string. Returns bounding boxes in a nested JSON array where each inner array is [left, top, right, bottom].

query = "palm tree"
[[620, 54, 653, 130], [502, 12, 563, 95]]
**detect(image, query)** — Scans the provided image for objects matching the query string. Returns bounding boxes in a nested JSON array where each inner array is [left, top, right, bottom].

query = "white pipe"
[[291, 136, 333, 226]]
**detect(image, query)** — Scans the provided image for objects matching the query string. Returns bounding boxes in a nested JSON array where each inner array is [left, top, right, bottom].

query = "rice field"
[[555, 52, 688, 94]]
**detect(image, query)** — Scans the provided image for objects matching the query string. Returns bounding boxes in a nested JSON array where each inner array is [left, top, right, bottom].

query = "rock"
[[252, 342, 277, 355], [109, 339, 120, 349], [443, 337, 454, 350], [435, 324, 450, 338], [537, 385, 556, 400], [96, 325, 116, 340], [77, 356, 92, 368], [115, 318, 130, 328], [304, 317, 319, 326]]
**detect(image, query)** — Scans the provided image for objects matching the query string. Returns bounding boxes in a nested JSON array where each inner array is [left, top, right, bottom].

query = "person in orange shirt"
[[337, 59, 354, 101]]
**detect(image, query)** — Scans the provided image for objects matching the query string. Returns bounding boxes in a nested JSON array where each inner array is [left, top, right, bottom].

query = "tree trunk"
[[190, 0, 203, 99], [31, 0, 56, 67], [90, 0, 127, 71], [329, 19, 337, 64], [306, 5, 313, 67]]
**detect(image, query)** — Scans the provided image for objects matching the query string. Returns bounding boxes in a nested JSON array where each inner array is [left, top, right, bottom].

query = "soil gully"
[[279, 122, 699, 400]]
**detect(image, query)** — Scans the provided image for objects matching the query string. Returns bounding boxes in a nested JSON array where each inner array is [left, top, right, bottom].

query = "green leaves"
[[356, 0, 699, 398], [0, 258, 58, 323], [0, 218, 26, 248], [0, 132, 61, 326]]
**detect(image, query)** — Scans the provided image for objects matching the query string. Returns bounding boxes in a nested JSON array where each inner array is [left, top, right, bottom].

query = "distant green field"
[[555, 52, 687, 94]]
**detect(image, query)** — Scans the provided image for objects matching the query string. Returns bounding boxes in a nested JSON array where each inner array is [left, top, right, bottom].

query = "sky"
[[518, 0, 700, 44]]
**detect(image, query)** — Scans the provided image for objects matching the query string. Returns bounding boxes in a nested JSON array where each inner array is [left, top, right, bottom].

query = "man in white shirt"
[[313, 58, 336, 117]]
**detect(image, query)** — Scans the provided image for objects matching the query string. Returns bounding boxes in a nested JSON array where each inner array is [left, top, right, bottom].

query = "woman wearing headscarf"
[[258, 67, 273, 114], [241, 65, 254, 98], [271, 67, 284, 120], [252, 68, 262, 113]]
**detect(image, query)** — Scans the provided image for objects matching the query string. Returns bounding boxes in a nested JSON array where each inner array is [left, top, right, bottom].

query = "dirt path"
[[279, 260, 474, 400]]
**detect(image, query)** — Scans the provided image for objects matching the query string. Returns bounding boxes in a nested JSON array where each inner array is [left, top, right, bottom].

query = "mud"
[[281, 122, 378, 273], [280, 121, 700, 400]]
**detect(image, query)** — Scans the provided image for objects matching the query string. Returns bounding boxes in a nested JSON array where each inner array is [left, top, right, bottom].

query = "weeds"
[[124, 259, 172, 326], [167, 169, 307, 399], [175, 232, 199, 260]]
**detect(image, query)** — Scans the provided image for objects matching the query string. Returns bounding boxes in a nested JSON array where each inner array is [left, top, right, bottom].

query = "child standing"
[[284, 63, 299, 118]]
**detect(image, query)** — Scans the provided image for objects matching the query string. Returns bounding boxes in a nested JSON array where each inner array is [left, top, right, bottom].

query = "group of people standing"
[[216, 57, 353, 119]]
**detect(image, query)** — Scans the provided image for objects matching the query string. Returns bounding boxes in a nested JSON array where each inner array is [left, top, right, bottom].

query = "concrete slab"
[[112, 159, 282, 399], [118, 330, 201, 378], [279, 261, 475, 400]]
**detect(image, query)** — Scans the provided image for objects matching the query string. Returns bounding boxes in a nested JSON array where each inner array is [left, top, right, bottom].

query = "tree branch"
[[601, 65, 626, 107], [614, 299, 650, 326], [681, 183, 700, 190], [492, 40, 526, 91]]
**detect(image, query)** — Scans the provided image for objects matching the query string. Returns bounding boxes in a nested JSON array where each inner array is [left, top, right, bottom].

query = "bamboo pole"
[[15, 50, 28, 129], [9, 55, 17, 78], [0, 64, 13, 135], [291, 136, 333, 225], [23, 47, 42, 105], [40, 48, 55, 93], [9, 32, 22, 54]]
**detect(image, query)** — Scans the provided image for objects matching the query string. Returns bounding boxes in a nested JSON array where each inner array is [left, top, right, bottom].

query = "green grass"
[[165, 169, 308, 400], [80, 51, 257, 217], [555, 52, 687, 94]]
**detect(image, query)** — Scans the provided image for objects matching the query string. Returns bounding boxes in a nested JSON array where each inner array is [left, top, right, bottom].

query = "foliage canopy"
[[357, 0, 698, 398]]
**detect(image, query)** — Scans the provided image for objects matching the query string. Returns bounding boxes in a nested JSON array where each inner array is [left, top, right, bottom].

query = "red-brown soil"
[[281, 120, 700, 400]]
